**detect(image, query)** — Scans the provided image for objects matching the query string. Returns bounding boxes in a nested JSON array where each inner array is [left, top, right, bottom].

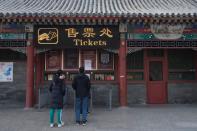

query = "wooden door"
[[145, 49, 168, 104]]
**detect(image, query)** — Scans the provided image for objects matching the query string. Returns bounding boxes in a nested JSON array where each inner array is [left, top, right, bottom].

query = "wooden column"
[[195, 51, 197, 81], [35, 53, 42, 104], [35, 54, 42, 87], [25, 44, 35, 108], [119, 33, 127, 106]]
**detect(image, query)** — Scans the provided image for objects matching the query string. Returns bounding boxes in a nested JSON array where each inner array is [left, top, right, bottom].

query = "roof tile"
[[0, 0, 196, 17]]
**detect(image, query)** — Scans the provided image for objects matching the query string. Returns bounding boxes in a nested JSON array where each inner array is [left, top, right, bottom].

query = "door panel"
[[149, 61, 163, 81], [147, 60, 167, 104]]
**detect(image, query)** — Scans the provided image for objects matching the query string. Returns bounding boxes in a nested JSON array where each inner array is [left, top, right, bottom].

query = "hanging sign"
[[34, 25, 119, 48]]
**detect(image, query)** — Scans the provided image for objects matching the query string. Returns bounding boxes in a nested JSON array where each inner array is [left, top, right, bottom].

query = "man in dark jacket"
[[72, 67, 90, 125], [49, 69, 65, 128]]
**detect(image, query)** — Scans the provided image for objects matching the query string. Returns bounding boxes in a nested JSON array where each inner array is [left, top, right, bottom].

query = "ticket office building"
[[35, 25, 120, 106]]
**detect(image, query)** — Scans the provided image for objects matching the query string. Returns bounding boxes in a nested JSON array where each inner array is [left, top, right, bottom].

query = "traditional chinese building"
[[0, 0, 197, 108]]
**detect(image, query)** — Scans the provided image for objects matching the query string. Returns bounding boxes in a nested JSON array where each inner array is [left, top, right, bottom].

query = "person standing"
[[49, 69, 66, 128], [72, 67, 91, 125]]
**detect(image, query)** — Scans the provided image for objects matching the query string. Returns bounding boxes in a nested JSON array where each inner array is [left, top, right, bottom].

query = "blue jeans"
[[75, 96, 88, 122]]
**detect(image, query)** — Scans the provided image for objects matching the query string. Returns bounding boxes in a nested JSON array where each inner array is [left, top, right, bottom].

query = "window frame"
[[45, 50, 62, 71]]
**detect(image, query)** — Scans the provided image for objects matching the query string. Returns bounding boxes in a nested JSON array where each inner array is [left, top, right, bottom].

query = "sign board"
[[34, 25, 119, 49]]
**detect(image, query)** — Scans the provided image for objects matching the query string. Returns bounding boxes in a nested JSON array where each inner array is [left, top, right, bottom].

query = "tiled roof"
[[0, 0, 196, 17]]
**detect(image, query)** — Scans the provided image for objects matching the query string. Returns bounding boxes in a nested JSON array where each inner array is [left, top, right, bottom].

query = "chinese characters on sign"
[[82, 28, 95, 37], [100, 28, 113, 38], [65, 28, 113, 38], [65, 28, 79, 38], [35, 26, 119, 48], [64, 27, 114, 47]]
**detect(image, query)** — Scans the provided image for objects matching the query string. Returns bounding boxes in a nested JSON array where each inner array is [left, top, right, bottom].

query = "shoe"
[[61, 121, 65, 126], [57, 124, 62, 128], [76, 121, 80, 125], [82, 120, 87, 126], [50, 124, 54, 128]]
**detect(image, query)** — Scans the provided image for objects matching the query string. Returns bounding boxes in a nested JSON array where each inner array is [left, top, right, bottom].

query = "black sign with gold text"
[[34, 26, 119, 49]]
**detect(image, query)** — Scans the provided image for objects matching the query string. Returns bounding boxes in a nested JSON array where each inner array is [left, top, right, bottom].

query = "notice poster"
[[84, 60, 92, 70], [0, 62, 13, 82]]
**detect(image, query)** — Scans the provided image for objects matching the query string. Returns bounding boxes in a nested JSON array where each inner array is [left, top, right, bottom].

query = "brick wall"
[[168, 83, 197, 104], [127, 84, 146, 105], [0, 62, 26, 105]]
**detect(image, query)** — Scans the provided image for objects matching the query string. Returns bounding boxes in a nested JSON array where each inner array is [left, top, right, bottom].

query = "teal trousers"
[[50, 109, 62, 124]]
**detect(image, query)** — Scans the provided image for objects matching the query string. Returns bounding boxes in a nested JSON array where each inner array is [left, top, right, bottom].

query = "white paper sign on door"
[[84, 60, 92, 70]]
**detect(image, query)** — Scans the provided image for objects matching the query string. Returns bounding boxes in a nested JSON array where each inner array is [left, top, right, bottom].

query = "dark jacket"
[[49, 74, 65, 109], [72, 73, 90, 98]]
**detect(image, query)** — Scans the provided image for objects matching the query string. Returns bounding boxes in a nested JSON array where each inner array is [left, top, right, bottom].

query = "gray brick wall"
[[127, 83, 197, 105], [168, 83, 197, 104], [37, 83, 119, 108], [0, 62, 26, 105], [127, 84, 146, 105], [65, 83, 119, 107]]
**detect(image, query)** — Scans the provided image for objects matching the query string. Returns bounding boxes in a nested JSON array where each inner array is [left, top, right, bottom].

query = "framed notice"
[[84, 60, 92, 70], [0, 62, 13, 82], [64, 49, 79, 69], [98, 51, 114, 69], [80, 50, 96, 70], [46, 50, 61, 70]]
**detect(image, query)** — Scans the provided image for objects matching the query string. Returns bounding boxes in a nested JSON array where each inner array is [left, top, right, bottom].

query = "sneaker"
[[61, 121, 65, 126], [50, 124, 54, 128], [82, 121, 87, 126], [76, 121, 80, 125], [57, 124, 62, 128]]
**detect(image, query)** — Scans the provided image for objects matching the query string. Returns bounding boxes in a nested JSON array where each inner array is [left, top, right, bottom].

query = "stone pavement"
[[0, 105, 197, 131]]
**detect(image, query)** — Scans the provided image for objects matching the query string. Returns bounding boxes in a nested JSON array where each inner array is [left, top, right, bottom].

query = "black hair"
[[56, 69, 63, 76], [79, 67, 84, 73]]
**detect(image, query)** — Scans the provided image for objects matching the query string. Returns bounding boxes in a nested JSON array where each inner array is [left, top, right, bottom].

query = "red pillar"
[[195, 52, 197, 81], [35, 53, 42, 104], [119, 39, 127, 106], [25, 45, 35, 108]]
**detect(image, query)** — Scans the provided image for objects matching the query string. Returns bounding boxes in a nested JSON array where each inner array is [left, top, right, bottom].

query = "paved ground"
[[0, 105, 197, 131]]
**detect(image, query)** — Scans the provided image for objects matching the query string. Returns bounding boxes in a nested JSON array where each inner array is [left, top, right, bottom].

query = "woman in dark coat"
[[49, 69, 65, 128]]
